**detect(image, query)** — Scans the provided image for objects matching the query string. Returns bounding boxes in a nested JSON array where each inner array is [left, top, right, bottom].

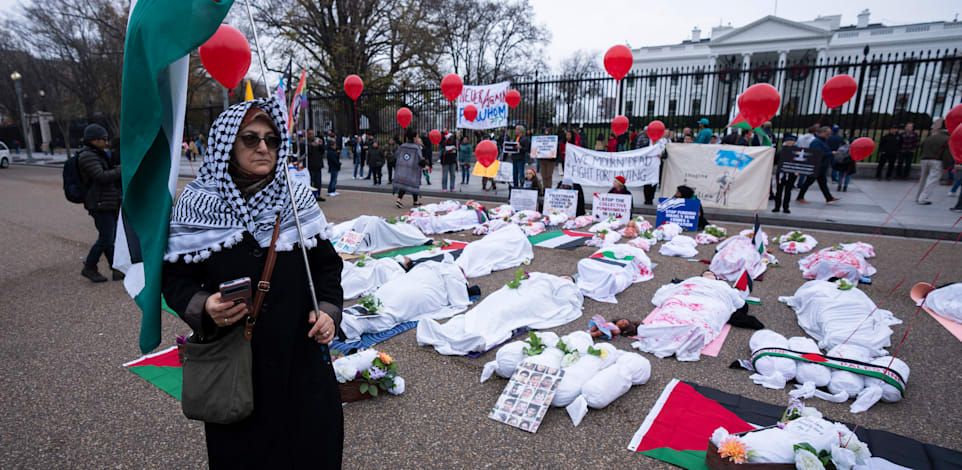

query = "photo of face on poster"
[[488, 362, 566, 433]]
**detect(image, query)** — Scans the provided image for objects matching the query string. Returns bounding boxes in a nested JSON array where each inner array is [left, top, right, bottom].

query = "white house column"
[[774, 50, 789, 115], [738, 52, 753, 93], [705, 55, 718, 114], [807, 47, 828, 114]]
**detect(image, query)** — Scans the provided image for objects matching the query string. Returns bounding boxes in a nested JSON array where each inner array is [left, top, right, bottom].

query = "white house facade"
[[625, 10, 962, 119]]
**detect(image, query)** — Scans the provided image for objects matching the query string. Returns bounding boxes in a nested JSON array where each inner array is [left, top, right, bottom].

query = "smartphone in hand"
[[219, 277, 252, 307]]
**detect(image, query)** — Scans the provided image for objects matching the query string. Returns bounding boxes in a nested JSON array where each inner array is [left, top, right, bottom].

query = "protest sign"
[[288, 165, 312, 187], [333, 230, 365, 254], [457, 81, 509, 130], [656, 198, 702, 231], [659, 143, 775, 210], [591, 193, 632, 221], [472, 160, 500, 178], [531, 135, 558, 159], [488, 362, 564, 433], [543, 188, 578, 217], [565, 144, 663, 187], [777, 146, 822, 176], [502, 140, 521, 155], [510, 189, 539, 211]]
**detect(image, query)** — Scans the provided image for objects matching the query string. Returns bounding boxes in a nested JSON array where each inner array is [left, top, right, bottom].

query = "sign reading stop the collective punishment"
[[591, 193, 632, 221], [656, 198, 701, 231], [543, 189, 578, 217], [565, 144, 663, 187]]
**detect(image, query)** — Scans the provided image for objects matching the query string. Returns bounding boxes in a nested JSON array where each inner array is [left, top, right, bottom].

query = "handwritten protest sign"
[[659, 143, 774, 210], [510, 189, 539, 211], [457, 81, 509, 130], [531, 135, 558, 159], [656, 198, 702, 231], [333, 231, 365, 254], [591, 193, 632, 221], [565, 144, 663, 187], [543, 189, 578, 217]]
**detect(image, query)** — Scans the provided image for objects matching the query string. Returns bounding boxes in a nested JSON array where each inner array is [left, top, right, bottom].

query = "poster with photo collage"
[[487, 362, 565, 433]]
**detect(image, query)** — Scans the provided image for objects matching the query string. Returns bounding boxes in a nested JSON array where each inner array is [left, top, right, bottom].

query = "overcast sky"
[[529, 0, 958, 70]]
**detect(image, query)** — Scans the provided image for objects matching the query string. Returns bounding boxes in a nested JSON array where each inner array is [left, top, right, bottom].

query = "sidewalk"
[[14, 153, 959, 239]]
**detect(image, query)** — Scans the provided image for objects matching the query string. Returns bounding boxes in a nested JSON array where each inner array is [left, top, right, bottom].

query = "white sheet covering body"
[[576, 244, 654, 303], [417, 273, 584, 355], [710, 235, 776, 281], [922, 283, 962, 324], [331, 215, 431, 254], [798, 247, 876, 283], [773, 232, 818, 254], [631, 277, 745, 361], [341, 257, 405, 300], [659, 235, 699, 258], [339, 259, 469, 342], [410, 207, 485, 234], [456, 223, 533, 278], [779, 280, 902, 356]]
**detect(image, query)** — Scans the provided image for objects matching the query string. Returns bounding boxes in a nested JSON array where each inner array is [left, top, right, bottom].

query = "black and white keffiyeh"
[[166, 97, 331, 263]]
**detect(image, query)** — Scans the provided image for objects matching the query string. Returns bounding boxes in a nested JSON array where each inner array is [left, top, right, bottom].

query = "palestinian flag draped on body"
[[114, 0, 235, 353], [528, 230, 593, 250]]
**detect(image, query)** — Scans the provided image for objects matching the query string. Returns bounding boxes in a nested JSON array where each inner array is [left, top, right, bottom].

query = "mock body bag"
[[181, 216, 282, 424]]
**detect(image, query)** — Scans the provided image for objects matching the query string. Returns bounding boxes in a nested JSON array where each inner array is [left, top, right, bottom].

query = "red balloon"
[[646, 120, 665, 142], [950, 125, 962, 165], [737, 84, 781, 129], [849, 137, 876, 161], [475, 140, 498, 167], [611, 115, 629, 136], [344, 75, 363, 101], [464, 105, 478, 122], [441, 74, 463, 102], [946, 103, 962, 134], [429, 129, 442, 146], [506, 90, 521, 108], [822, 74, 857, 109], [604, 45, 633, 81], [198, 25, 252, 90], [396, 107, 412, 128]]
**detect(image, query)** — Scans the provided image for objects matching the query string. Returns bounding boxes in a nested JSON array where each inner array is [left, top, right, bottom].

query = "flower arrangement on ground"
[[333, 348, 405, 397]]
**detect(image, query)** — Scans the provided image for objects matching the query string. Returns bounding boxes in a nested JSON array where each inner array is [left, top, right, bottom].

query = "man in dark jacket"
[[78, 124, 123, 282], [367, 139, 385, 186], [306, 129, 326, 201], [796, 126, 840, 205], [325, 131, 341, 197], [876, 124, 902, 180], [511, 125, 531, 188]]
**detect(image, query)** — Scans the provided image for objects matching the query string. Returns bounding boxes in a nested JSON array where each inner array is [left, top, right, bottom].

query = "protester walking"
[[897, 123, 919, 179], [796, 126, 840, 204], [78, 124, 123, 283], [386, 135, 398, 184], [306, 130, 325, 201], [458, 135, 473, 185], [161, 98, 344, 468], [368, 139, 385, 186], [876, 124, 901, 180], [915, 121, 950, 205], [833, 141, 855, 192], [326, 131, 341, 197], [394, 129, 426, 207]]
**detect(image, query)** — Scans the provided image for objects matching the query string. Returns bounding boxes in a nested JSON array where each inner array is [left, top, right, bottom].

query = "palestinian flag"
[[726, 99, 773, 146], [629, 379, 962, 470], [114, 0, 234, 353], [123, 346, 182, 400], [115, 0, 234, 353], [528, 230, 593, 250], [587, 250, 635, 267], [751, 212, 764, 255]]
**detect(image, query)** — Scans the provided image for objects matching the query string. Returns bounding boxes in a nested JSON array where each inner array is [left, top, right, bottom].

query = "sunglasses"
[[238, 133, 282, 150]]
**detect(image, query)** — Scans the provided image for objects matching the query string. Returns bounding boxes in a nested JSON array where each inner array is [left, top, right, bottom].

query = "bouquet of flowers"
[[358, 294, 383, 314], [333, 349, 405, 397]]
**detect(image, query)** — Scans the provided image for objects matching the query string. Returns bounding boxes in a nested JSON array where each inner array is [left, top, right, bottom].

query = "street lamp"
[[10, 71, 33, 162]]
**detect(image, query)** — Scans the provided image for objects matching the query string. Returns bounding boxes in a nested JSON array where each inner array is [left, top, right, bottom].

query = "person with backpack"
[[833, 141, 855, 193], [76, 124, 123, 282]]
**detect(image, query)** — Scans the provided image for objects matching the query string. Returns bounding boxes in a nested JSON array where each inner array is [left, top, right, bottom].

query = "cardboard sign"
[[333, 230, 365, 254], [543, 189, 578, 217], [656, 197, 702, 231], [509, 189, 539, 212], [591, 193, 632, 221], [531, 135, 558, 159], [778, 146, 823, 176], [488, 362, 564, 433]]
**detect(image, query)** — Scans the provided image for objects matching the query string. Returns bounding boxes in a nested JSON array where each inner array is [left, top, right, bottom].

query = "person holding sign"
[[536, 129, 558, 189], [510, 125, 531, 189], [608, 176, 632, 196], [675, 185, 710, 230], [773, 134, 798, 214], [521, 168, 543, 194], [557, 177, 586, 216]]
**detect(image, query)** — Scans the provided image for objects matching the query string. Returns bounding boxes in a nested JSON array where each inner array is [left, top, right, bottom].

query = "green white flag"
[[115, 0, 234, 353]]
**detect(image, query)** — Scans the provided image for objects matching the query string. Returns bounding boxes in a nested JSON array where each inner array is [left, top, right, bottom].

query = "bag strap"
[[245, 214, 282, 341]]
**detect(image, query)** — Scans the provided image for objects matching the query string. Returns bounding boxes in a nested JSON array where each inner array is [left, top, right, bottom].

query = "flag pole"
[[244, 0, 332, 365]]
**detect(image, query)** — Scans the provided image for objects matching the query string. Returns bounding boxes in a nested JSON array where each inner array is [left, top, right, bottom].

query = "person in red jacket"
[[607, 133, 617, 152]]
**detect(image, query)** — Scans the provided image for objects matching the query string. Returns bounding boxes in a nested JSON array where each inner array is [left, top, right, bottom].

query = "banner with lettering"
[[565, 144, 664, 187], [659, 143, 775, 210], [457, 81, 509, 130]]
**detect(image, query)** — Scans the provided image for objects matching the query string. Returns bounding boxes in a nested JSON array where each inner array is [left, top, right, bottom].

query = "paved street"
[[1, 164, 960, 468]]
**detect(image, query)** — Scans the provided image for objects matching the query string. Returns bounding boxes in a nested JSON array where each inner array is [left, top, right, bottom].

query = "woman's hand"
[[205, 292, 249, 327], [308, 311, 336, 344]]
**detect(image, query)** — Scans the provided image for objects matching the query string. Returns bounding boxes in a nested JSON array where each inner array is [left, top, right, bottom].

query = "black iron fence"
[[184, 48, 960, 163]]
